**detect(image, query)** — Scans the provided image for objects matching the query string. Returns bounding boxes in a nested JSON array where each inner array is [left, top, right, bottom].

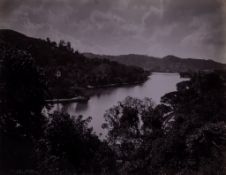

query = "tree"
[[38, 111, 117, 175], [158, 72, 226, 174], [103, 72, 226, 175], [0, 45, 48, 172], [103, 97, 160, 174]]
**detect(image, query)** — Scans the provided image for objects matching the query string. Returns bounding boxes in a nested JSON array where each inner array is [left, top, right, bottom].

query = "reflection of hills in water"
[[74, 102, 89, 113], [60, 103, 87, 114], [60, 102, 89, 115], [88, 82, 145, 99]]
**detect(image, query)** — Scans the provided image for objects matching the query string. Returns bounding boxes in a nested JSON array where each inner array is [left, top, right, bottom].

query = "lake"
[[49, 73, 188, 136]]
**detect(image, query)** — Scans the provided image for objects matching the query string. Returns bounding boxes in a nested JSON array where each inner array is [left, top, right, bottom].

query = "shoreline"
[[86, 79, 148, 89], [45, 96, 89, 103], [45, 78, 149, 104]]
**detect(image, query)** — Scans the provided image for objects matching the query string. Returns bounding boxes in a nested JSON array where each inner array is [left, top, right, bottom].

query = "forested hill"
[[0, 29, 149, 98], [84, 53, 226, 72]]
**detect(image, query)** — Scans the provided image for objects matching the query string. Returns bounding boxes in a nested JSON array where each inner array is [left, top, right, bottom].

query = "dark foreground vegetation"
[[0, 29, 149, 99], [1, 33, 226, 175]]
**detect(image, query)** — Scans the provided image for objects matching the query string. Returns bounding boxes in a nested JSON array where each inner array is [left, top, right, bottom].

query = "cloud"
[[0, 0, 225, 61]]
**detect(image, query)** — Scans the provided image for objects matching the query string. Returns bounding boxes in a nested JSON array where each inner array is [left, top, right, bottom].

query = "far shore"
[[86, 79, 148, 89], [45, 78, 149, 104], [45, 96, 89, 103]]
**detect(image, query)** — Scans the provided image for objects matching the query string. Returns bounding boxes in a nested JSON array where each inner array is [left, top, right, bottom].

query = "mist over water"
[[51, 73, 188, 135]]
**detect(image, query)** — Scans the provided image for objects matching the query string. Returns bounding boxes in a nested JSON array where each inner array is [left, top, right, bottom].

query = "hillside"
[[0, 29, 149, 98], [83, 53, 226, 72]]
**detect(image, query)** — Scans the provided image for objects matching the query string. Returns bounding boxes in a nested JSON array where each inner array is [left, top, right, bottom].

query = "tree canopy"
[[0, 45, 48, 172], [103, 71, 226, 175]]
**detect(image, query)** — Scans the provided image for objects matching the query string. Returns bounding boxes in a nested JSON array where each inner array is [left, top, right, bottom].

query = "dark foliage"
[[37, 112, 117, 175], [0, 44, 117, 175], [103, 71, 226, 175], [158, 72, 226, 174], [0, 45, 48, 173], [0, 45, 116, 175]]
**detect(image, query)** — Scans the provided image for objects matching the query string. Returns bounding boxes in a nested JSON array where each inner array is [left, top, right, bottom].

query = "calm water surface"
[[51, 73, 188, 135]]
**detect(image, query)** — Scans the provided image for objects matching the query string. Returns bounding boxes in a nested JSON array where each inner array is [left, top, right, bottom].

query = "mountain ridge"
[[83, 52, 226, 72]]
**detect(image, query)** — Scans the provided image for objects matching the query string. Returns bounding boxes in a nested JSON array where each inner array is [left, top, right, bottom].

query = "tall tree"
[[0, 45, 47, 172], [38, 112, 117, 175], [159, 72, 226, 174]]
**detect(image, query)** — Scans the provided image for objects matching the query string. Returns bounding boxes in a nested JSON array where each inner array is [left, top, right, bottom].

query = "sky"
[[0, 0, 226, 62]]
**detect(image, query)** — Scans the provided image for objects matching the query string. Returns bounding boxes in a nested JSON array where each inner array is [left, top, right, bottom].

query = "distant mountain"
[[0, 29, 149, 98], [83, 53, 226, 72]]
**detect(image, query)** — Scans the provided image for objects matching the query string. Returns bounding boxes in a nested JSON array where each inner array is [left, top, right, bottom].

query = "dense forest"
[[84, 53, 226, 72], [0, 29, 149, 99], [0, 39, 226, 175]]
